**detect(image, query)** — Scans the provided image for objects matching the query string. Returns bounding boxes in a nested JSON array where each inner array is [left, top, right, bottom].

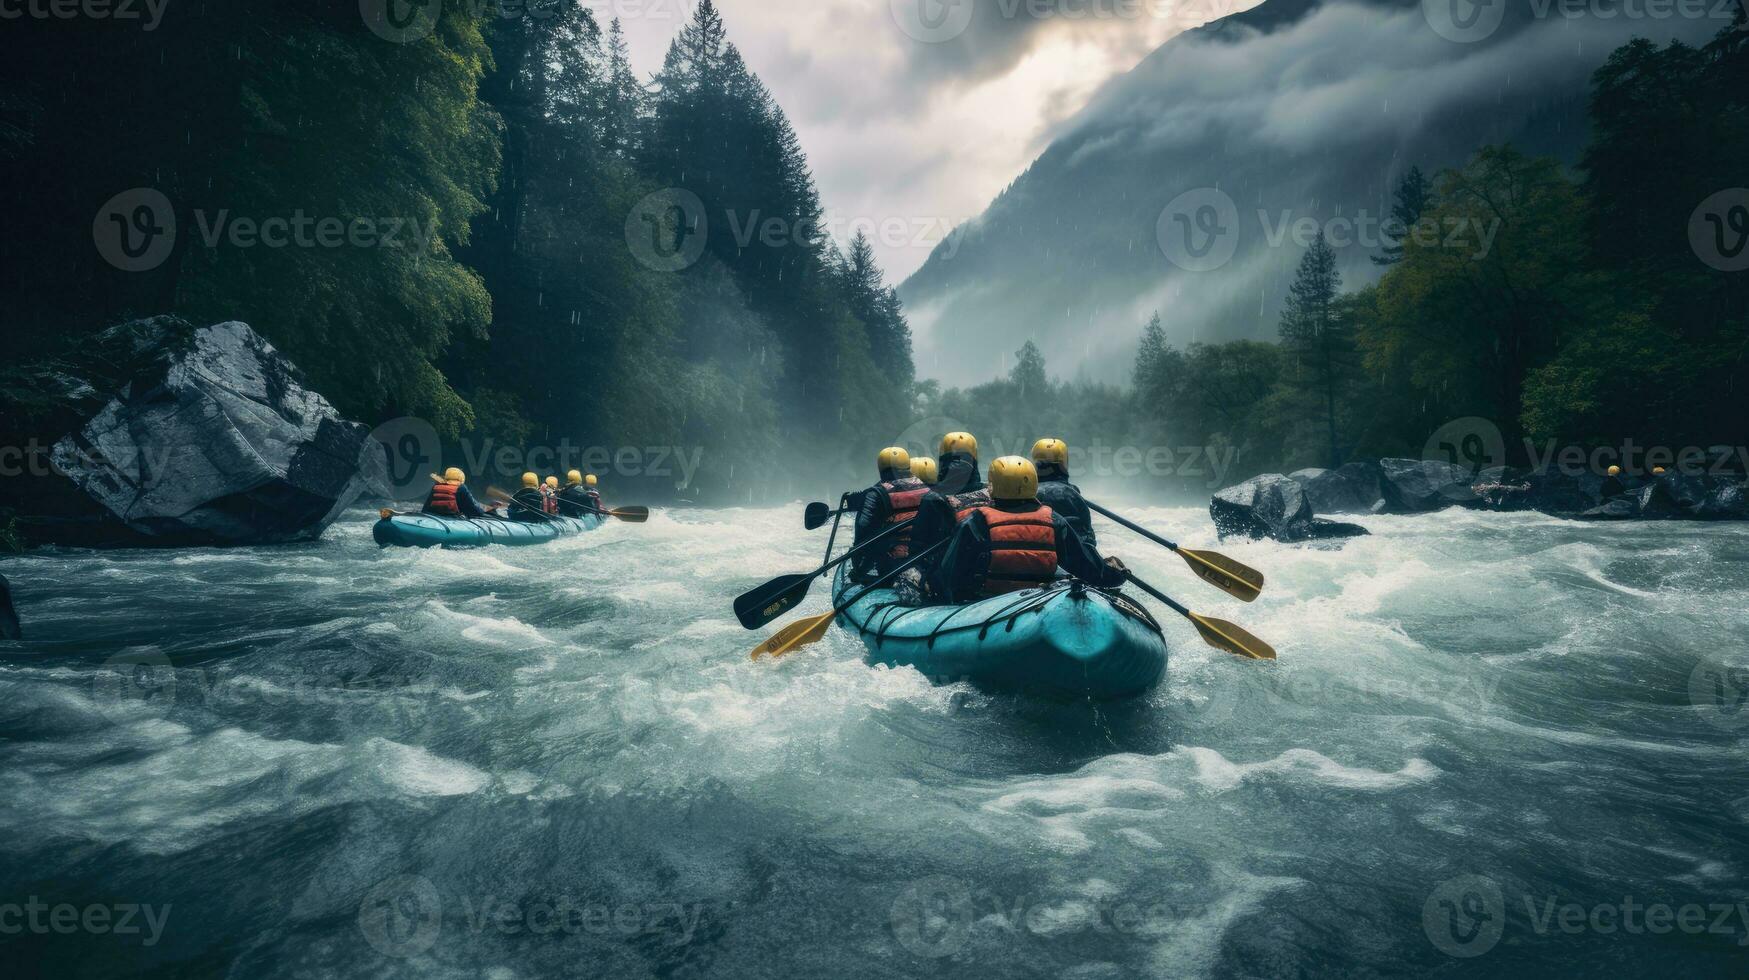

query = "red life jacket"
[[974, 504, 1058, 596], [950, 487, 994, 522], [428, 481, 461, 516], [541, 488, 559, 515], [879, 477, 930, 560]]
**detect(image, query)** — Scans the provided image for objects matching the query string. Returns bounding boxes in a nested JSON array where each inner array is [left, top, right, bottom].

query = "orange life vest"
[[950, 487, 994, 522], [880, 477, 930, 560], [974, 504, 1058, 596], [428, 481, 461, 516], [540, 488, 558, 515]]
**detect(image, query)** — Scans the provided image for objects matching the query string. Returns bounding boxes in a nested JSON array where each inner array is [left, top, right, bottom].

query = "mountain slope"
[[898, 0, 1726, 383]]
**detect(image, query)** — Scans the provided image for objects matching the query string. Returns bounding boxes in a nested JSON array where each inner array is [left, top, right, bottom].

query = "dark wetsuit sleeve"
[[1037, 481, 1095, 546], [1056, 517, 1124, 587], [456, 485, 488, 519], [851, 487, 892, 574], [908, 494, 953, 567], [933, 510, 991, 604]]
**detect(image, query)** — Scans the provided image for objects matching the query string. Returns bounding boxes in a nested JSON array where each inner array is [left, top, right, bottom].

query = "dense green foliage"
[[1, 0, 913, 500]]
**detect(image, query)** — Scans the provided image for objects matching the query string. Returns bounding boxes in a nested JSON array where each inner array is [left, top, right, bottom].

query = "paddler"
[[1030, 438, 1095, 545], [422, 468, 496, 519], [556, 470, 597, 518], [851, 447, 931, 581], [543, 476, 562, 515], [584, 474, 605, 513], [910, 457, 938, 485], [904, 431, 993, 572], [510, 472, 549, 522], [932, 456, 1126, 603]]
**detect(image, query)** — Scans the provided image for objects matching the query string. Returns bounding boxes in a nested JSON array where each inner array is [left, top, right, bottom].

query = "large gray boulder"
[[1291, 461, 1385, 514], [1378, 458, 1480, 512], [0, 574, 17, 640], [1581, 471, 1749, 521], [1211, 474, 1368, 542], [44, 318, 384, 547]]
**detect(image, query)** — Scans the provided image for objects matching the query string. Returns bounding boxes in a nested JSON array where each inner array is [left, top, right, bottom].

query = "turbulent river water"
[[2, 505, 1747, 977]]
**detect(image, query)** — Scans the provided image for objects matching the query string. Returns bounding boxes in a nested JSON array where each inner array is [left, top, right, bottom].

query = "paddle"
[[1122, 571, 1276, 661], [486, 487, 557, 523], [751, 540, 949, 660], [1084, 499, 1265, 603], [733, 517, 918, 630], [805, 501, 850, 530], [582, 504, 651, 523]]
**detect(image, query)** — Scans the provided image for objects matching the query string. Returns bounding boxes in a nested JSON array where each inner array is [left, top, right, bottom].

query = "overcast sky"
[[610, 0, 1259, 284]]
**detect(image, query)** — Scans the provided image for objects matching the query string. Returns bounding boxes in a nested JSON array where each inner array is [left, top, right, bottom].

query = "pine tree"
[[1011, 340, 1049, 401], [1374, 166, 1434, 266], [1280, 234, 1353, 467]]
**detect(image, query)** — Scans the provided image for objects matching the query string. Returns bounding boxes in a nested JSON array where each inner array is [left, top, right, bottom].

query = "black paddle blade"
[[804, 502, 833, 530], [733, 573, 816, 630]]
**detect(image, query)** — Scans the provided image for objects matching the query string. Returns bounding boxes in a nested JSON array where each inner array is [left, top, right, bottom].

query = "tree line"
[[927, 18, 1747, 491], [0, 0, 913, 501]]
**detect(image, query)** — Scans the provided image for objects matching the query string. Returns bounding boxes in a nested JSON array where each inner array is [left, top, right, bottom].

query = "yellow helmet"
[[877, 446, 911, 474], [1653, 466, 1667, 476], [522, 472, 539, 489], [989, 456, 1039, 502], [1031, 438, 1068, 468], [1608, 465, 1622, 477], [443, 467, 465, 484], [567, 470, 583, 486], [545, 476, 559, 489], [910, 457, 938, 484], [939, 431, 978, 459], [586, 474, 598, 487]]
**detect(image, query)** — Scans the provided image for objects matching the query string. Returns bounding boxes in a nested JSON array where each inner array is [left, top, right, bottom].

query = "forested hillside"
[[0, 0, 912, 501]]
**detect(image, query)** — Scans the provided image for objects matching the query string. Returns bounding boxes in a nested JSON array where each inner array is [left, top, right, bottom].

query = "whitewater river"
[[1, 505, 1747, 977]]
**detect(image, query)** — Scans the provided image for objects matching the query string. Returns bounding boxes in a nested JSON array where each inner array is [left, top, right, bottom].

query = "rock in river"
[[1211, 474, 1368, 543], [1290, 461, 1385, 514], [0, 574, 17, 640], [1377, 458, 1481, 512], [34, 317, 384, 547]]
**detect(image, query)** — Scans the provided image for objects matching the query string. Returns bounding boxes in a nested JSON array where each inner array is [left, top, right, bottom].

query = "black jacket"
[[852, 475, 928, 576], [1034, 466, 1095, 546], [422, 482, 491, 519], [556, 485, 596, 518], [932, 500, 1124, 603], [907, 452, 987, 569], [509, 487, 549, 523]]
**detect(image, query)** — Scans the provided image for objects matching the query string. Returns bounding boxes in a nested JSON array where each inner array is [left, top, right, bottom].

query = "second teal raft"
[[831, 566, 1168, 700], [373, 512, 604, 549]]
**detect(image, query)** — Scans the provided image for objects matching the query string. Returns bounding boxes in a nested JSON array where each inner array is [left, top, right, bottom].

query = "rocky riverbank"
[[0, 317, 385, 548], [1212, 456, 1749, 541]]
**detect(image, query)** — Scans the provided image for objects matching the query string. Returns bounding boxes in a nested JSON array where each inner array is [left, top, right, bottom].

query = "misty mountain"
[[898, 0, 1731, 383]]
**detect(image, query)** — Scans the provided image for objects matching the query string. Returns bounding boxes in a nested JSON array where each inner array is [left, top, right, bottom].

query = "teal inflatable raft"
[[372, 511, 604, 549], [831, 566, 1168, 700]]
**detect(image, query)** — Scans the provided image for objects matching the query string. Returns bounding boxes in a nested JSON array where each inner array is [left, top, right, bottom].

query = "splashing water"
[[1, 507, 1746, 977]]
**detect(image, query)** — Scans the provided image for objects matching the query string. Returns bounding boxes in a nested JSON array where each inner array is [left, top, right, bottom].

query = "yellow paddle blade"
[[1187, 611, 1275, 660], [750, 612, 835, 660], [1178, 548, 1265, 603]]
